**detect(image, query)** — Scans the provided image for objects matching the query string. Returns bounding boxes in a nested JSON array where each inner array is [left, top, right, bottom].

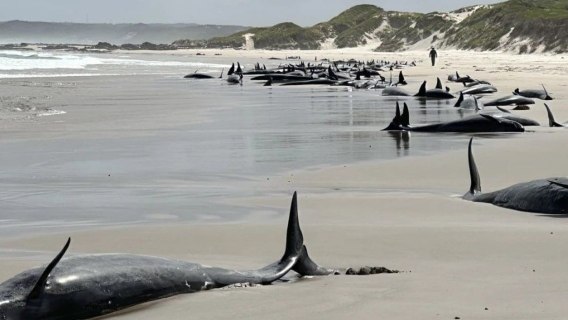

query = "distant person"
[[429, 47, 438, 66]]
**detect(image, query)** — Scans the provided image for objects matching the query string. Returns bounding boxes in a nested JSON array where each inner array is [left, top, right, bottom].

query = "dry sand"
[[1, 49, 568, 319]]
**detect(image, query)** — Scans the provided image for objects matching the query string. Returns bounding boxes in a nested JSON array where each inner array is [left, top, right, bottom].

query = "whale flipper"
[[496, 106, 511, 114], [464, 138, 481, 200], [28, 238, 71, 300], [549, 180, 568, 189]]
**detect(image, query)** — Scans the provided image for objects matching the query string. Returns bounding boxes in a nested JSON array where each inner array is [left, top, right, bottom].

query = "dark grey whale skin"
[[464, 138, 568, 215], [0, 193, 331, 320], [382, 103, 525, 133], [471, 178, 568, 214]]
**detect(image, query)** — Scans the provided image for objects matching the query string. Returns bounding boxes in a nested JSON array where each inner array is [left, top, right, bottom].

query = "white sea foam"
[[0, 50, 226, 73]]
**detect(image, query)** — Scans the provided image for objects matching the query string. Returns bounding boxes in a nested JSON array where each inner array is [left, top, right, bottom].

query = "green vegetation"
[[174, 0, 568, 53], [443, 0, 568, 52], [376, 12, 452, 52]]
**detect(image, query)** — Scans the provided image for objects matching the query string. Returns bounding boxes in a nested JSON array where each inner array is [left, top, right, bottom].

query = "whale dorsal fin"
[[398, 71, 406, 85], [455, 92, 464, 107], [542, 84, 553, 100], [394, 101, 401, 121], [28, 238, 71, 300], [436, 77, 442, 89], [219, 68, 224, 79], [465, 138, 481, 199], [416, 81, 426, 96]]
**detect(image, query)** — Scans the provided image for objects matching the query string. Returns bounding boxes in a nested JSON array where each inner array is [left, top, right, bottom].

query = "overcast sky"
[[0, 0, 504, 26]]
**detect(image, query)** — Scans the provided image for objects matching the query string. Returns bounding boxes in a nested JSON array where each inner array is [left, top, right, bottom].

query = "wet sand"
[[1, 49, 568, 319]]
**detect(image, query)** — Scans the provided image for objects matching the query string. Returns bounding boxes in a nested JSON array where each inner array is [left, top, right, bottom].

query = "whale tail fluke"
[[28, 238, 71, 300], [544, 103, 564, 127], [383, 102, 410, 130], [464, 138, 481, 200], [254, 192, 306, 284]]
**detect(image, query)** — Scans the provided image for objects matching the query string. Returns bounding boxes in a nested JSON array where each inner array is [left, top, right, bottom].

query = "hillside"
[[442, 0, 568, 53], [188, 0, 567, 53], [0, 20, 249, 45]]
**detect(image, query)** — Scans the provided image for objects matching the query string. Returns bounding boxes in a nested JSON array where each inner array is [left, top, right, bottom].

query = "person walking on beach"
[[429, 47, 438, 66]]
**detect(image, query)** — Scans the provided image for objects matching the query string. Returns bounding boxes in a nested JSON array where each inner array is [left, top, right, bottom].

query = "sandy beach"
[[1, 48, 568, 319]]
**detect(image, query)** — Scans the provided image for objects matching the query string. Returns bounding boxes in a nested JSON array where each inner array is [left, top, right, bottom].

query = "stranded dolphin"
[[484, 95, 535, 107], [461, 84, 498, 95], [454, 92, 482, 110], [0, 192, 334, 320], [513, 85, 553, 100], [464, 138, 568, 214], [383, 102, 524, 133], [414, 81, 455, 99]]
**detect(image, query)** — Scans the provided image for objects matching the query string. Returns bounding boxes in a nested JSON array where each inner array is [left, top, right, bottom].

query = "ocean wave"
[[0, 50, 227, 72]]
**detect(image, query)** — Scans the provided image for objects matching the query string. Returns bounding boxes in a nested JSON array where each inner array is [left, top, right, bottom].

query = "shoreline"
[[1, 49, 568, 319]]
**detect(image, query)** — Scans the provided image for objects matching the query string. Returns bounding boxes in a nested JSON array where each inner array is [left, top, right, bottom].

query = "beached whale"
[[464, 138, 568, 214], [382, 86, 411, 96], [0, 193, 334, 320], [486, 107, 540, 126], [464, 80, 491, 87], [184, 69, 223, 79], [383, 102, 524, 133], [251, 74, 313, 82], [448, 72, 475, 85], [461, 84, 498, 95], [483, 95, 535, 107], [280, 79, 337, 86], [513, 85, 553, 100], [454, 92, 482, 110], [414, 81, 455, 99]]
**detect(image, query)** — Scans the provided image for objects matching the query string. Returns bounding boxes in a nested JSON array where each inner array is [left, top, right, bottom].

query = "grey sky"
[[0, 0, 504, 26]]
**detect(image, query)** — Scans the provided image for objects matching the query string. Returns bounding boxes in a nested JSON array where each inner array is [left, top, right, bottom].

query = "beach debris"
[[345, 266, 398, 275]]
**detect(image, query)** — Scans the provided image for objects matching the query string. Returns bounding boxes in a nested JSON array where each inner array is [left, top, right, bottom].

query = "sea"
[[0, 49, 519, 237]]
